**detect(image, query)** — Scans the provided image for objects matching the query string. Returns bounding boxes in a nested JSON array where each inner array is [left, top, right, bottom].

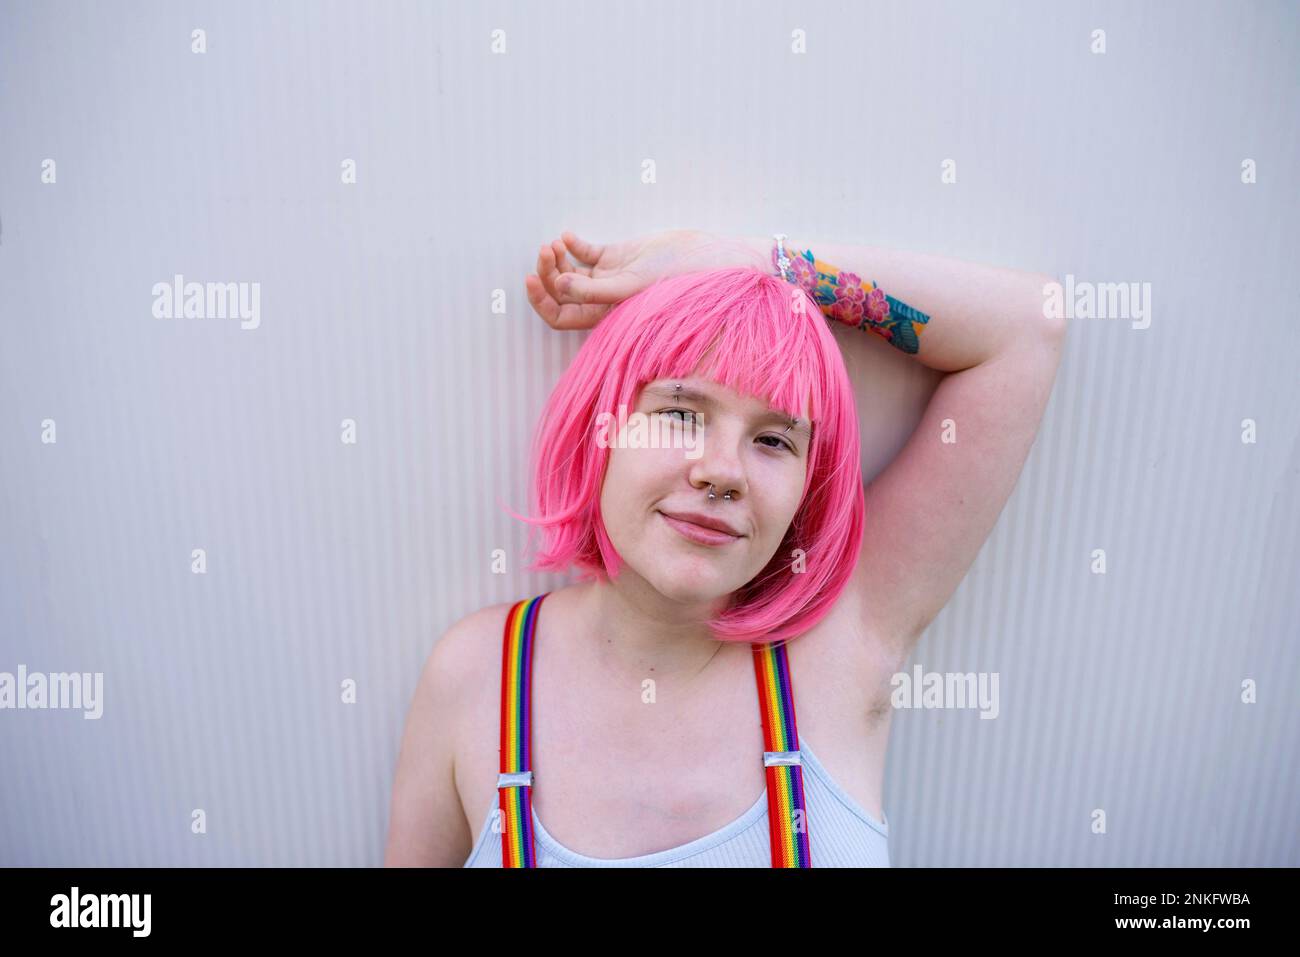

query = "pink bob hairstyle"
[[504, 265, 865, 646]]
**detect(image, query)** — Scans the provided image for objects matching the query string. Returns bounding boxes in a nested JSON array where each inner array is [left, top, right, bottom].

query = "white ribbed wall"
[[1, 0, 1295, 866]]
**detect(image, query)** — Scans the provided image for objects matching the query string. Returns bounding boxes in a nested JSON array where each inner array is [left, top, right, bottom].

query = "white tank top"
[[464, 738, 889, 867]]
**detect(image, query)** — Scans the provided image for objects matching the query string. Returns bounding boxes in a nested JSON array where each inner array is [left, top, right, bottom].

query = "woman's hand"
[[525, 229, 767, 330]]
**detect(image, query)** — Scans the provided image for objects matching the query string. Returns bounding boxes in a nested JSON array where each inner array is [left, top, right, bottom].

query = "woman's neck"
[[568, 577, 734, 690]]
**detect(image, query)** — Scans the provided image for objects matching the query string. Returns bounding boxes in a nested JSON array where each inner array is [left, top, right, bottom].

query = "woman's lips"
[[658, 511, 742, 547]]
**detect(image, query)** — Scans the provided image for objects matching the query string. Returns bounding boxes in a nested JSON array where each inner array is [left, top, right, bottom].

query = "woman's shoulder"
[[432, 589, 569, 686], [434, 600, 516, 673]]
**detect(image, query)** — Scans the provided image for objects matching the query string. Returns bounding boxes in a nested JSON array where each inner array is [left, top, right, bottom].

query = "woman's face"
[[598, 375, 812, 604]]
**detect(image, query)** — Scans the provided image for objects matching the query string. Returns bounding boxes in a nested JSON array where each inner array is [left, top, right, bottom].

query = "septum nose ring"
[[708, 484, 733, 501]]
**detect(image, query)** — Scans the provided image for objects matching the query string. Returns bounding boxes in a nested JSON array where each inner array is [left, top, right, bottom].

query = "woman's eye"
[[654, 410, 795, 454], [656, 408, 700, 424], [759, 435, 797, 453]]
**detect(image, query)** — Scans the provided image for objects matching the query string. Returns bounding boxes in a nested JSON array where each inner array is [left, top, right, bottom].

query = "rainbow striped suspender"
[[751, 638, 813, 867], [498, 594, 545, 868], [497, 593, 812, 867]]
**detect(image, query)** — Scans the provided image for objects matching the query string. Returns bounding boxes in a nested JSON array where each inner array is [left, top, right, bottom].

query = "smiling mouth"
[[657, 511, 742, 547]]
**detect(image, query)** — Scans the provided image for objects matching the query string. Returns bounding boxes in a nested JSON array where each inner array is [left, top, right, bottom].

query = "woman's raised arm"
[[729, 234, 1067, 657], [734, 234, 1061, 371]]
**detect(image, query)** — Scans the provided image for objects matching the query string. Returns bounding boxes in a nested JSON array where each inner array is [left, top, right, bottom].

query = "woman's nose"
[[688, 430, 747, 499]]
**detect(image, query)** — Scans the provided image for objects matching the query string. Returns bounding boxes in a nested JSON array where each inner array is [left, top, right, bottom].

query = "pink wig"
[[505, 265, 865, 646]]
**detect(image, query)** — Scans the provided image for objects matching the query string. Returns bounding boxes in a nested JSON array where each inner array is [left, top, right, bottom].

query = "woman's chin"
[[640, 567, 738, 605]]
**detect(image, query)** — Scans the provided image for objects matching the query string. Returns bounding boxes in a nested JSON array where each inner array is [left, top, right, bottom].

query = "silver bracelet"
[[772, 233, 793, 282]]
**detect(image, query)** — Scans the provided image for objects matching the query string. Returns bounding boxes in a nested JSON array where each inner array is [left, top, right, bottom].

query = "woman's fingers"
[[550, 238, 593, 281], [537, 243, 567, 302], [550, 239, 570, 274], [562, 231, 603, 267], [540, 240, 590, 302], [527, 234, 626, 329], [538, 237, 599, 307], [525, 270, 607, 330], [535, 243, 555, 292], [524, 272, 562, 328], [557, 270, 646, 305]]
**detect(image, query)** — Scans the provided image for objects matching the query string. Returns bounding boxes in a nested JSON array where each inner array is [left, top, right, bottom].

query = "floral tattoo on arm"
[[772, 245, 931, 355]]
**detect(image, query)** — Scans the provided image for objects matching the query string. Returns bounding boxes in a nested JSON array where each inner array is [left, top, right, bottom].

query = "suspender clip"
[[497, 771, 533, 789], [763, 750, 802, 768]]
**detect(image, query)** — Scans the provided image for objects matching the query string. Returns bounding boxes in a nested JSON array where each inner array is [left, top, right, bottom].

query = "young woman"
[[384, 230, 1067, 867]]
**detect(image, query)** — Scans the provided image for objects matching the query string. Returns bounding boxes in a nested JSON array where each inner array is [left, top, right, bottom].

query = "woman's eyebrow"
[[640, 384, 815, 441]]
